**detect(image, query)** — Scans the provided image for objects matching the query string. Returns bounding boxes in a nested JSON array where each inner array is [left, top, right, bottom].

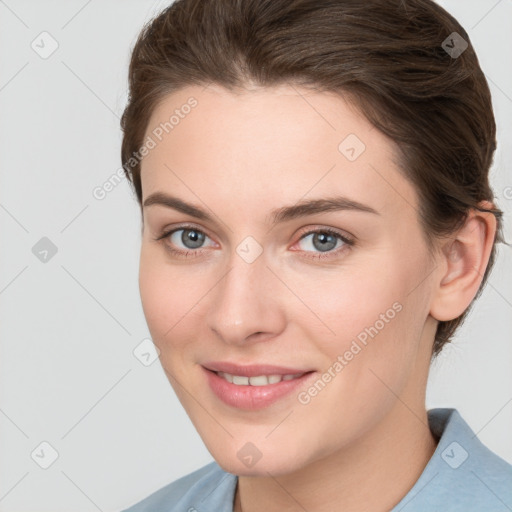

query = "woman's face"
[[138, 83, 439, 476]]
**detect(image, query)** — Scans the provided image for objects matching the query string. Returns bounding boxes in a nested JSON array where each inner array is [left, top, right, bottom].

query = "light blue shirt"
[[122, 408, 512, 511]]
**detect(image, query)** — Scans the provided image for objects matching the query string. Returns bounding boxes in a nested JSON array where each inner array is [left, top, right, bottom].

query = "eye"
[[293, 227, 354, 260], [155, 224, 354, 260], [155, 225, 216, 258]]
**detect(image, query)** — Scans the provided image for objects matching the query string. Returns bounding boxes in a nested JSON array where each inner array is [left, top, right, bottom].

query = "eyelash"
[[154, 224, 355, 261]]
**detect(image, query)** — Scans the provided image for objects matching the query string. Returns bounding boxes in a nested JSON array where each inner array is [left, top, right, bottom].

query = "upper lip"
[[202, 361, 314, 377]]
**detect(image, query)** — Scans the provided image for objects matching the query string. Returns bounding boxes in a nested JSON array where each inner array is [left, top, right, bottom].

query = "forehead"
[[140, 84, 416, 220]]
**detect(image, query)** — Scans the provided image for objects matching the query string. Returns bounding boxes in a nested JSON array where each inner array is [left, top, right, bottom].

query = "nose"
[[205, 249, 287, 346]]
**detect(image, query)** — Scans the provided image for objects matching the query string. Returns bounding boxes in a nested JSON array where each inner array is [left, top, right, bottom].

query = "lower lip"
[[203, 367, 316, 410]]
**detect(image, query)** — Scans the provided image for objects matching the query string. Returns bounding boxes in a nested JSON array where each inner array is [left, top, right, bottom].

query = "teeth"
[[249, 375, 268, 386], [232, 375, 249, 385], [217, 372, 304, 386]]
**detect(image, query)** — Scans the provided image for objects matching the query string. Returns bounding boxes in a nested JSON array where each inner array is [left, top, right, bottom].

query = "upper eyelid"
[[297, 226, 353, 241], [159, 223, 217, 244]]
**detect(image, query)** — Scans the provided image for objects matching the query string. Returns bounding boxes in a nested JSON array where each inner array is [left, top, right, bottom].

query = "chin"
[[208, 442, 307, 477]]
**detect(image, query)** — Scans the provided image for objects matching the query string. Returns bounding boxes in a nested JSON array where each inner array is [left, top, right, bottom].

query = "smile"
[[203, 365, 316, 410]]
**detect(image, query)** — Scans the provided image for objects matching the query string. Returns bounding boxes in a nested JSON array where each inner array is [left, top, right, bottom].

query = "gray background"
[[0, 1, 511, 511]]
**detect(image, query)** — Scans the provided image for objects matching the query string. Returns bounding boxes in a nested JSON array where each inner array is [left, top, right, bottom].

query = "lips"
[[201, 361, 316, 410]]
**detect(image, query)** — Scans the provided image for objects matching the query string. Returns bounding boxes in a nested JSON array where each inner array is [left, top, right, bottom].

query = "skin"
[[138, 83, 496, 512]]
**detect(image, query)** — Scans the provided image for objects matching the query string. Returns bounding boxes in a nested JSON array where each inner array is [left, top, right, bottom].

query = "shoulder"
[[393, 408, 512, 511], [122, 461, 237, 512]]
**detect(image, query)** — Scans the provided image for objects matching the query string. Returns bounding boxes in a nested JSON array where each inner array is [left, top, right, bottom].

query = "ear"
[[429, 201, 497, 322]]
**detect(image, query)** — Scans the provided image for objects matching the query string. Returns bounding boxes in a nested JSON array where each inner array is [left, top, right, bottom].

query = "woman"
[[120, 0, 512, 510]]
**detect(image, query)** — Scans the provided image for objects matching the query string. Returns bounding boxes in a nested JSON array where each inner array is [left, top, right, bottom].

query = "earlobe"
[[430, 203, 497, 322]]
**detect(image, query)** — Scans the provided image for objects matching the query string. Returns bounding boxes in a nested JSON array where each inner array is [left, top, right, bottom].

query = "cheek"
[[138, 248, 200, 355], [286, 264, 423, 452], [299, 254, 426, 392], [290, 259, 409, 351]]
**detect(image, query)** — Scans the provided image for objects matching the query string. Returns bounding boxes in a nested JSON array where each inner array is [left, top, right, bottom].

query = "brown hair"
[[120, 0, 504, 357]]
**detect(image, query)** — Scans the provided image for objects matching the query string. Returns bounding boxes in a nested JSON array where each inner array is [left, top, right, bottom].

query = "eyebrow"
[[143, 192, 379, 225]]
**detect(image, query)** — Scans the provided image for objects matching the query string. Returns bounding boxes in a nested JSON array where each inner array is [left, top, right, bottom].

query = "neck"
[[234, 402, 438, 512]]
